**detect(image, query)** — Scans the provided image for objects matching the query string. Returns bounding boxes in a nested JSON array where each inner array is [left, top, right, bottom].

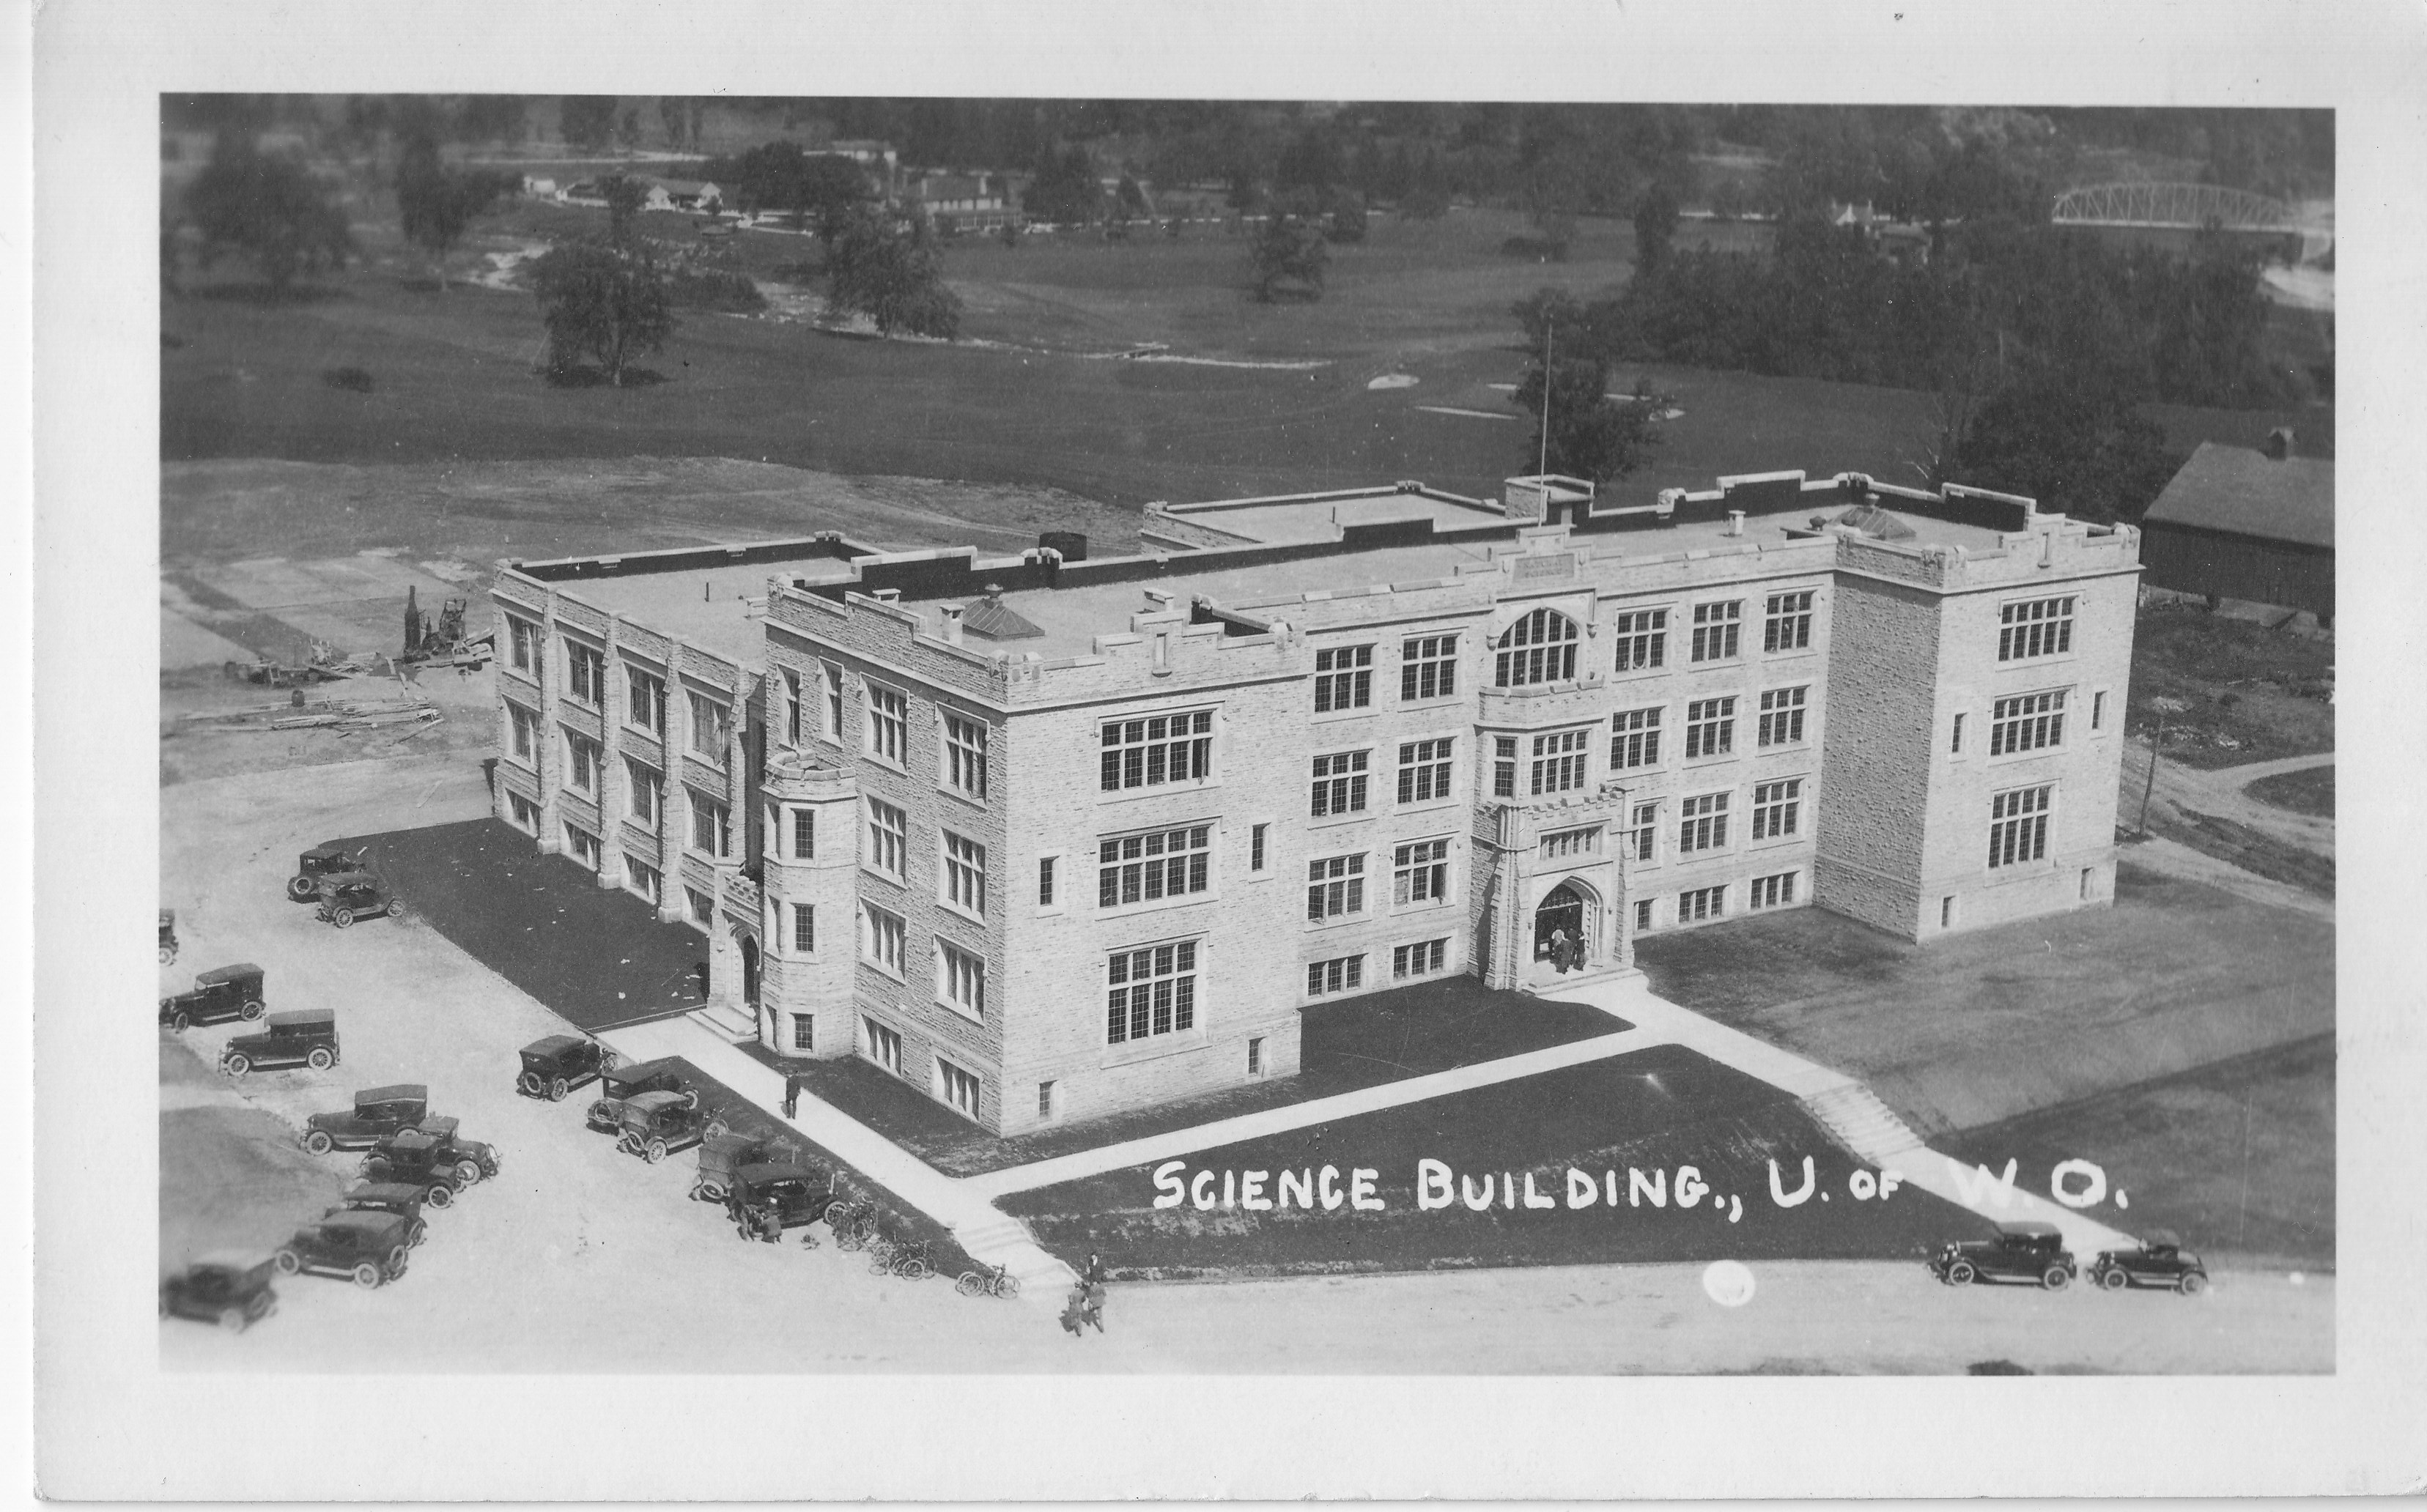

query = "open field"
[[2247, 764, 2334, 818], [1632, 861, 2332, 1140], [2127, 599, 2335, 771]]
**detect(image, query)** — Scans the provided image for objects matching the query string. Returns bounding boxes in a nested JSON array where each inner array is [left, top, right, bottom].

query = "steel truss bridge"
[[2050, 182, 2327, 234]]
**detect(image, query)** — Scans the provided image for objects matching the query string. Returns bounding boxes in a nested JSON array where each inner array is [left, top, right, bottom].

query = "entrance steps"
[[947, 1211, 1077, 1297], [1800, 1080, 1928, 1166], [685, 999, 758, 1042]]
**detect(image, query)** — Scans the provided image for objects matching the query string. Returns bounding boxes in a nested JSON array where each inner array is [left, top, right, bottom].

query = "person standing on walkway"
[[782, 1072, 805, 1119], [1082, 1252, 1107, 1287], [1548, 927, 1572, 974]]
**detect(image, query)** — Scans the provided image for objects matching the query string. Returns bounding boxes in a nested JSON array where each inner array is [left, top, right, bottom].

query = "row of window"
[[1630, 870, 1803, 933], [1307, 935, 1454, 998]]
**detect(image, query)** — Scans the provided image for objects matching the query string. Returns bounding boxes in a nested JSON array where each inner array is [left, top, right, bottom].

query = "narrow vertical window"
[[1038, 856, 1057, 907], [1250, 823, 1268, 872]]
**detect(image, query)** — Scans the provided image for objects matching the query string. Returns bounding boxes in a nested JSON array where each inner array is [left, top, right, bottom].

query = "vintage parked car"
[[616, 1090, 728, 1164], [287, 845, 361, 902], [219, 1008, 339, 1078], [160, 963, 267, 1032], [330, 1181, 430, 1246], [517, 1034, 619, 1101], [158, 908, 179, 965], [160, 1250, 279, 1330], [314, 872, 404, 929], [585, 1056, 690, 1133], [2088, 1229, 2210, 1294], [729, 1163, 835, 1242], [1929, 1219, 2078, 1290], [410, 1115, 500, 1183], [273, 1212, 413, 1289], [692, 1130, 805, 1204], [300, 1083, 429, 1155], [355, 1130, 473, 1208]]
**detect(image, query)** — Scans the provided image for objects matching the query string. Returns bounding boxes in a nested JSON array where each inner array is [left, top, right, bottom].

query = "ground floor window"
[[1107, 941, 1198, 1044], [1038, 1081, 1056, 1119], [508, 792, 541, 834], [1634, 898, 1655, 933], [564, 824, 600, 870], [1678, 883, 1726, 923], [684, 887, 714, 925], [937, 1059, 982, 1119], [1988, 784, 2053, 868], [1247, 1038, 1265, 1077], [1307, 955, 1364, 996], [791, 1013, 815, 1051], [624, 856, 661, 905], [1392, 938, 1448, 979], [862, 1016, 903, 1074], [1749, 871, 1798, 909]]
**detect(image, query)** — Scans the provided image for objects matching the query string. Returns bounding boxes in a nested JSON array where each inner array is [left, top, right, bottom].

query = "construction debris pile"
[[182, 692, 446, 744]]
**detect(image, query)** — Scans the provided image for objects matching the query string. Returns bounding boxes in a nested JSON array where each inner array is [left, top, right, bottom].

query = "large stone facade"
[[484, 471, 2142, 1136]]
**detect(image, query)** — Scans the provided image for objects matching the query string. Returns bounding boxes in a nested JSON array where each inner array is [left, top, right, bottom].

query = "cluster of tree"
[[179, 133, 354, 294], [531, 176, 671, 386], [395, 135, 516, 288], [1511, 358, 1671, 487], [1245, 209, 1328, 303], [702, 142, 873, 243], [824, 208, 961, 337], [1022, 145, 1103, 225]]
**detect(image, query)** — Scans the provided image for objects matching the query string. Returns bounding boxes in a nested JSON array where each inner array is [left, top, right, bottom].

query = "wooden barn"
[[2140, 437, 2335, 623]]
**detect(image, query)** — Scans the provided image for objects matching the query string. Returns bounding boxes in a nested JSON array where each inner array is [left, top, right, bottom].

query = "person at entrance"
[[1548, 927, 1573, 973], [783, 1072, 806, 1119]]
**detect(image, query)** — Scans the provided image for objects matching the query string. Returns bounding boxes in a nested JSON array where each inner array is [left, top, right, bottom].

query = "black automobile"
[[585, 1056, 689, 1132], [356, 1130, 474, 1207], [287, 845, 361, 902], [160, 963, 267, 1032], [518, 1034, 619, 1101], [160, 1250, 279, 1330], [409, 1115, 500, 1184], [693, 1130, 805, 1204], [273, 1212, 413, 1289], [2088, 1229, 2210, 1294], [300, 1083, 429, 1155], [330, 1182, 431, 1245], [158, 908, 179, 965], [220, 1008, 339, 1077], [314, 872, 404, 929], [616, 1092, 726, 1164], [730, 1163, 835, 1242], [1929, 1219, 2078, 1290]]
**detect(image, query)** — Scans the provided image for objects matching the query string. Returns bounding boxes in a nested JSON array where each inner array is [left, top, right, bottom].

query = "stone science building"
[[488, 470, 2140, 1135]]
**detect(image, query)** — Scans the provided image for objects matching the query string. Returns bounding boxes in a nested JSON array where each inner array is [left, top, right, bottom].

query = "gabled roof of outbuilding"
[[2143, 442, 2335, 549]]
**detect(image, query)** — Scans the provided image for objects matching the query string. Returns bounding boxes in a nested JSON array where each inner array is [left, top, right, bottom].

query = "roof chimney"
[[2263, 426, 2296, 461], [939, 604, 965, 645]]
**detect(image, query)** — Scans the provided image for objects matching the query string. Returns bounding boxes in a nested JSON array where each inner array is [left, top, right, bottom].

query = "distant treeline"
[[1531, 215, 2297, 410]]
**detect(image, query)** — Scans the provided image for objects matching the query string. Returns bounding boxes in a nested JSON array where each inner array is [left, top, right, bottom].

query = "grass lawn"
[[2137, 810, 2335, 897], [2245, 764, 2335, 818], [161, 1037, 354, 1274], [738, 974, 1630, 1178], [1632, 861, 2333, 1138], [1938, 1035, 2333, 1270], [2127, 600, 2335, 771], [332, 817, 710, 1033], [998, 1043, 1995, 1281]]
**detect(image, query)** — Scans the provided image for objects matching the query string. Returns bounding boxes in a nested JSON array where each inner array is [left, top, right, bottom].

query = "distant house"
[[2140, 434, 2335, 623], [827, 138, 899, 196], [522, 175, 558, 198], [645, 179, 724, 215], [904, 171, 1012, 232]]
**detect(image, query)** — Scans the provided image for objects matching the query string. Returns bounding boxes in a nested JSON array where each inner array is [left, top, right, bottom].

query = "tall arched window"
[[1494, 608, 1579, 687]]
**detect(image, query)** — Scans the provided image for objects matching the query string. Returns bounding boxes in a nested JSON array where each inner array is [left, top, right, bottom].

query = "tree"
[[1512, 357, 1669, 485], [601, 174, 648, 249], [1947, 368, 2183, 525], [183, 134, 353, 294], [824, 209, 962, 338], [396, 136, 512, 289], [713, 144, 871, 247], [531, 241, 673, 386], [1246, 209, 1329, 302], [1115, 174, 1150, 224], [560, 96, 618, 150], [1633, 182, 1680, 279], [1022, 145, 1101, 225]]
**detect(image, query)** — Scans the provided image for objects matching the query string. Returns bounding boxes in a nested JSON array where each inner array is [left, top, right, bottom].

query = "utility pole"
[[1537, 316, 1554, 489], [2138, 718, 2162, 836]]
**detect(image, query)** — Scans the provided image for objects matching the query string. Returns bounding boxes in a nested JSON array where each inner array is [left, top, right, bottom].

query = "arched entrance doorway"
[[739, 935, 761, 1007], [1533, 881, 1594, 973]]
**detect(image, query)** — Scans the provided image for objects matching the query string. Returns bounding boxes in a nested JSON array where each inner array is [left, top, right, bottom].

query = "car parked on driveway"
[[356, 1130, 474, 1207], [2088, 1229, 2209, 1294], [585, 1056, 689, 1133], [287, 845, 361, 902], [617, 1091, 727, 1164], [273, 1212, 413, 1289], [314, 872, 404, 929], [329, 1182, 430, 1247], [729, 1163, 835, 1242], [300, 1083, 429, 1155], [158, 908, 179, 965], [408, 1115, 500, 1185], [160, 1250, 279, 1330], [160, 963, 267, 1032], [1929, 1219, 2077, 1290], [693, 1130, 805, 1204], [219, 1008, 339, 1078], [518, 1035, 618, 1102]]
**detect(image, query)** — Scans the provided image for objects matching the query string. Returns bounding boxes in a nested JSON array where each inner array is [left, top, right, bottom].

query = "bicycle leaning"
[[869, 1234, 933, 1281], [956, 1259, 1022, 1300]]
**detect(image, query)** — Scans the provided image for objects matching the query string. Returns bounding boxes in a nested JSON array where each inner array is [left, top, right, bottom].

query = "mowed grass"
[[2246, 765, 2334, 818]]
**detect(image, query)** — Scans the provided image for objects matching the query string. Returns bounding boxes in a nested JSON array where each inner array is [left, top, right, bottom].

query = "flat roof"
[[1158, 492, 1507, 547], [566, 555, 842, 667]]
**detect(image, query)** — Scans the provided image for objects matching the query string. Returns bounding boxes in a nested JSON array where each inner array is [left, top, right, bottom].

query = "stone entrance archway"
[[1532, 879, 1598, 975], [738, 933, 761, 1007]]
